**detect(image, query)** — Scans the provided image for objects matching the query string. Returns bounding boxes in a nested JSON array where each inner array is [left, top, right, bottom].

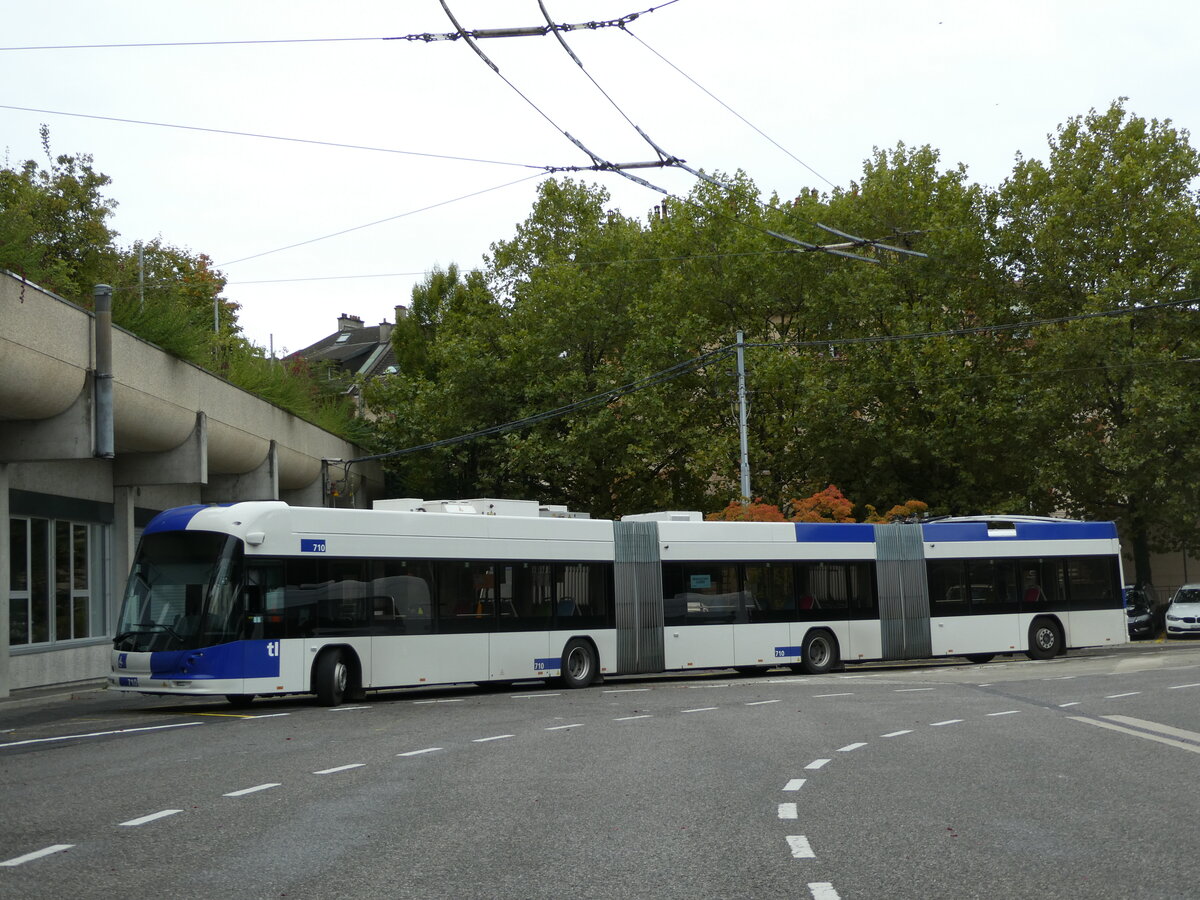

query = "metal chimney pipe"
[[93, 284, 115, 459]]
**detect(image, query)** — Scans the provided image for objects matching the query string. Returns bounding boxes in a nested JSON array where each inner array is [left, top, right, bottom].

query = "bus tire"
[[963, 654, 995, 664], [799, 630, 837, 675], [315, 649, 349, 706], [225, 694, 255, 708], [560, 639, 597, 689], [1025, 618, 1063, 660]]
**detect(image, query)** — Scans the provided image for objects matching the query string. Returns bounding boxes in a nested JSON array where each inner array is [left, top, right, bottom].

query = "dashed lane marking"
[[0, 845, 74, 867], [604, 688, 650, 694], [544, 724, 583, 731], [397, 747, 443, 756], [1169, 683, 1200, 690], [987, 710, 1020, 717], [931, 719, 962, 727], [330, 706, 370, 712], [894, 688, 934, 692], [783, 778, 806, 791], [813, 693, 854, 698], [1104, 692, 1141, 699], [511, 693, 562, 699], [119, 809, 182, 827], [809, 883, 841, 900], [224, 783, 280, 797], [746, 699, 781, 706], [614, 715, 652, 722], [786, 835, 816, 858], [882, 730, 912, 738], [313, 763, 366, 774], [778, 802, 798, 820], [472, 735, 514, 743], [837, 742, 866, 752], [683, 707, 718, 713], [805, 759, 831, 770]]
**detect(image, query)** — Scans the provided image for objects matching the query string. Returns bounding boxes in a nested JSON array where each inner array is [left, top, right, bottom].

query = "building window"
[[9, 516, 106, 646]]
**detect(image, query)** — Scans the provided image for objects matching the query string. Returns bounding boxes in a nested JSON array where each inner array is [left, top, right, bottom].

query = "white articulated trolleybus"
[[109, 499, 1127, 706]]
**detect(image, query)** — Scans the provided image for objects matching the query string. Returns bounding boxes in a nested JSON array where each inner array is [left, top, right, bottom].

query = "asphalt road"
[[2, 641, 1199, 899]]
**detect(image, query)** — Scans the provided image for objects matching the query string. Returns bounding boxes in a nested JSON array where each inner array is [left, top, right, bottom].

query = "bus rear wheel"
[[316, 650, 349, 706], [799, 631, 837, 675], [560, 639, 597, 689], [1026, 619, 1063, 660]]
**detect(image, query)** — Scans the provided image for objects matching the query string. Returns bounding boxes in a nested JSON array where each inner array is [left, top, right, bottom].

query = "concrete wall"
[[0, 271, 382, 695]]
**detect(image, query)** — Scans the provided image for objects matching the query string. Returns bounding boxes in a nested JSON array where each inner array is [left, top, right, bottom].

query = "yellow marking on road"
[[193, 712, 256, 719]]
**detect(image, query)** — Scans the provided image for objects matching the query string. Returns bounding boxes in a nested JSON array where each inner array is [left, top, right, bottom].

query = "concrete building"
[[0, 272, 382, 697]]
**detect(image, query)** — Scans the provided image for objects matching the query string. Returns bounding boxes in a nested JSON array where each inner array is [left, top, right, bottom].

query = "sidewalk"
[[0, 678, 108, 710]]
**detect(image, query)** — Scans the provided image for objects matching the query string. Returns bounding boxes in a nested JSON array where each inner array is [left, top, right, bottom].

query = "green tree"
[[0, 125, 118, 301], [995, 100, 1200, 584]]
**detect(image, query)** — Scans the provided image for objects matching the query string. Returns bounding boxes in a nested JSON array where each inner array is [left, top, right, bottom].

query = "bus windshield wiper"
[[113, 623, 183, 644]]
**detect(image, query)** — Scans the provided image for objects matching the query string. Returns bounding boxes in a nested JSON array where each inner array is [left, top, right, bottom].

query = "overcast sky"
[[3, 1, 1197, 355]]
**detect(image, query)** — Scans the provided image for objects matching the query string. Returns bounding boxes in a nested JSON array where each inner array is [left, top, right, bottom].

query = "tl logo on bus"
[[266, 641, 280, 657], [300, 538, 327, 553]]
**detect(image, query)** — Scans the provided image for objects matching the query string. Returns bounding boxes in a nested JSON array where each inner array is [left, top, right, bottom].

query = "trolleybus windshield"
[[114, 531, 243, 652]]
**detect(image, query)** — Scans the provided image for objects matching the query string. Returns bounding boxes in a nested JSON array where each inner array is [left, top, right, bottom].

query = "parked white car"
[[1164, 584, 1200, 637]]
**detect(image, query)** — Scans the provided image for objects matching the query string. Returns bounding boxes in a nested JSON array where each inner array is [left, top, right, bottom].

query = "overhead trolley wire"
[[0, 104, 547, 170], [620, 25, 837, 189], [0, 3, 680, 51], [216, 171, 547, 267], [342, 297, 1197, 467], [436, 1, 919, 266], [344, 343, 736, 465]]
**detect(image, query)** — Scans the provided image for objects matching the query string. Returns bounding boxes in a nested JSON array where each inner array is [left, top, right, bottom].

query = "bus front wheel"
[[799, 631, 837, 675], [315, 650, 349, 706], [560, 639, 597, 689], [1026, 619, 1063, 660]]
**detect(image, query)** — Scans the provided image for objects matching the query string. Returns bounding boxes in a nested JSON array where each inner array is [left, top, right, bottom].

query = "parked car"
[[1123, 584, 1164, 639], [1123, 587, 1156, 640], [1164, 584, 1200, 638]]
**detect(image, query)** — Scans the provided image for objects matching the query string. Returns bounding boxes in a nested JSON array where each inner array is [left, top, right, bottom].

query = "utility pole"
[[736, 330, 750, 503]]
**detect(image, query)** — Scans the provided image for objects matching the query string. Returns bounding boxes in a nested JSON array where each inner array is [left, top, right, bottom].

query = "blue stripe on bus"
[[533, 657, 561, 672], [922, 521, 1117, 542], [150, 641, 281, 679], [142, 505, 210, 535], [793, 523, 876, 543], [774, 646, 802, 659]]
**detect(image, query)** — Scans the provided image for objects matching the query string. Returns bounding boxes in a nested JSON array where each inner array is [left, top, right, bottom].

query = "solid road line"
[[0, 721, 200, 749], [1070, 717, 1200, 754], [0, 845, 74, 867], [1102, 715, 1200, 744]]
